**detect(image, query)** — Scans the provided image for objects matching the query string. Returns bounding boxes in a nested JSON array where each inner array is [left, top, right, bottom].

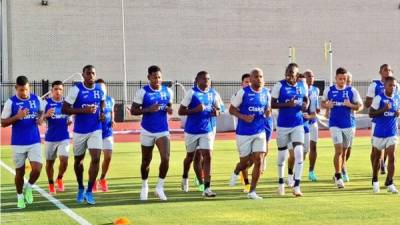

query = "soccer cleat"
[[380, 160, 386, 175], [99, 179, 109, 192], [287, 174, 295, 188], [239, 172, 245, 185], [293, 186, 303, 197], [48, 184, 56, 195], [84, 192, 96, 205], [229, 173, 239, 186], [202, 188, 216, 198], [335, 178, 345, 189], [181, 178, 189, 193], [24, 186, 33, 204], [56, 179, 65, 192], [76, 189, 85, 203], [17, 197, 26, 209], [140, 184, 149, 201], [92, 180, 98, 193], [155, 186, 167, 201], [247, 191, 263, 200], [372, 182, 380, 193], [278, 183, 285, 196], [308, 171, 317, 182], [198, 183, 205, 192], [193, 177, 200, 186], [243, 184, 251, 193], [342, 173, 350, 182], [387, 184, 398, 194]]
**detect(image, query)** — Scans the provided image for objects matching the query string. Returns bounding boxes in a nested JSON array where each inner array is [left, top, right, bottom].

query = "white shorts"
[[276, 125, 304, 148], [288, 133, 310, 153], [45, 140, 70, 160], [102, 136, 114, 150], [372, 136, 398, 150], [185, 132, 215, 153], [329, 127, 355, 148], [370, 122, 375, 144], [140, 129, 169, 147], [236, 132, 267, 158], [73, 130, 103, 156], [12, 143, 42, 168], [309, 122, 318, 142]]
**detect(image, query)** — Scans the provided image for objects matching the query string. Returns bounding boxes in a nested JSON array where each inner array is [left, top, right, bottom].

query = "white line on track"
[[0, 160, 92, 225]]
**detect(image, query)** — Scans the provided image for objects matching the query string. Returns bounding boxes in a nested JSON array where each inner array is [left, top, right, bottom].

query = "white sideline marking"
[[0, 160, 92, 225]]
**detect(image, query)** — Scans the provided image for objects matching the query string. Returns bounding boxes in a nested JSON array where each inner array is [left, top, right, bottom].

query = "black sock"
[[244, 178, 249, 185], [87, 181, 94, 193], [204, 182, 210, 189], [385, 178, 393, 186], [100, 174, 106, 180], [57, 175, 63, 180], [288, 168, 293, 175], [335, 173, 342, 180], [309, 167, 314, 172], [77, 177, 84, 190], [372, 176, 378, 183], [48, 179, 54, 184], [182, 174, 188, 179], [278, 178, 284, 184], [294, 179, 300, 187]]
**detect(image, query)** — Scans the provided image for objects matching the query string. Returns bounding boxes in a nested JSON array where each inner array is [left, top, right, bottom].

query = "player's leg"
[[341, 128, 354, 182], [247, 134, 266, 200], [45, 142, 57, 194], [181, 134, 198, 192], [385, 138, 397, 193], [193, 150, 204, 191], [154, 135, 170, 200], [330, 127, 345, 188], [99, 137, 113, 192], [370, 144, 381, 193], [230, 134, 252, 187], [13, 150, 27, 209], [287, 146, 294, 187], [25, 144, 43, 204], [84, 130, 102, 204], [57, 155, 68, 192], [381, 150, 387, 174], [276, 128, 290, 195], [308, 122, 318, 181], [291, 126, 305, 196], [200, 133, 216, 197], [73, 132, 89, 203]]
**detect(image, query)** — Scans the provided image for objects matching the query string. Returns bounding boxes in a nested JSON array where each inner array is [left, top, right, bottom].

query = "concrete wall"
[[4, 0, 400, 82]]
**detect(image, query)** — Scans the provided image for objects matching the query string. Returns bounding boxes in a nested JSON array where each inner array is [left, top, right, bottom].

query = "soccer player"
[[321, 67, 362, 189], [365, 64, 395, 175], [43, 80, 71, 194], [62, 65, 106, 204], [179, 71, 221, 198], [229, 68, 271, 200], [272, 63, 308, 197], [1, 75, 44, 209], [131, 65, 173, 201], [94, 79, 115, 192], [305, 70, 320, 181], [369, 76, 399, 193]]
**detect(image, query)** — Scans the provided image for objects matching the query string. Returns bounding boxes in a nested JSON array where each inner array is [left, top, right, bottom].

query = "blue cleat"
[[84, 192, 96, 205], [76, 189, 85, 203], [342, 173, 350, 182], [308, 171, 318, 182]]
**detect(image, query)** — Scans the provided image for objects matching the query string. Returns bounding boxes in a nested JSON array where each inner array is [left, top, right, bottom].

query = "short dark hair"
[[16, 76, 29, 86], [385, 76, 396, 83], [51, 80, 63, 87], [285, 63, 299, 76], [196, 71, 208, 80], [336, 67, 347, 75], [297, 73, 305, 79], [148, 65, 161, 75], [95, 78, 105, 84], [82, 65, 95, 73], [241, 73, 250, 82]]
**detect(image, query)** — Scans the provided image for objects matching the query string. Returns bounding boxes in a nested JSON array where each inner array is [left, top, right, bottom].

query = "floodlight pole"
[[329, 41, 333, 86]]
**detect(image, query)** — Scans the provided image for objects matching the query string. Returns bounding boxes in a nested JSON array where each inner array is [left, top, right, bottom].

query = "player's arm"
[[320, 88, 333, 109], [1, 100, 29, 127], [111, 98, 116, 127], [270, 82, 296, 109], [178, 89, 204, 115], [211, 92, 222, 117], [344, 88, 363, 111], [61, 86, 95, 115], [364, 83, 375, 108], [229, 89, 254, 123], [264, 92, 272, 117], [36, 100, 45, 125], [130, 102, 160, 115], [369, 96, 389, 118]]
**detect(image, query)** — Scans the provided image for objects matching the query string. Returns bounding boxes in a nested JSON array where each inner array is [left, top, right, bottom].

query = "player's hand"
[[287, 97, 297, 107], [111, 120, 116, 128], [192, 104, 205, 113], [45, 108, 55, 118], [166, 106, 173, 115], [211, 107, 220, 117], [302, 112, 311, 120], [325, 100, 334, 109], [343, 99, 353, 108], [396, 109, 400, 117], [99, 112, 106, 121], [264, 108, 271, 117], [16, 108, 29, 119], [383, 102, 392, 111], [147, 103, 161, 113], [83, 105, 97, 114], [67, 120, 73, 126], [242, 114, 255, 123]]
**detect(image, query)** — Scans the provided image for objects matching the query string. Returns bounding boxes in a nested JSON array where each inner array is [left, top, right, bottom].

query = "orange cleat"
[[92, 180, 98, 193], [49, 183, 56, 195], [99, 179, 109, 192], [56, 178, 65, 192]]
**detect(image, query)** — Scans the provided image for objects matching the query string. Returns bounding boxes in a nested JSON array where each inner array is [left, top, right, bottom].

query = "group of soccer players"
[[1, 63, 398, 208]]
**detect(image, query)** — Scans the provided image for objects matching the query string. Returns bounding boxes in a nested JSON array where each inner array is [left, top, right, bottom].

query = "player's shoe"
[[140, 184, 149, 201], [76, 189, 85, 203], [243, 184, 251, 193], [293, 186, 303, 197], [181, 178, 189, 193], [202, 188, 216, 198], [387, 184, 398, 194], [92, 180, 98, 193], [278, 183, 285, 196], [239, 172, 245, 185], [229, 173, 239, 186], [380, 160, 386, 175], [155, 186, 167, 201], [247, 191, 263, 200], [56, 178, 65, 192], [24, 186, 33, 204], [99, 179, 109, 192], [287, 174, 295, 187], [198, 183, 205, 192], [372, 181, 380, 193], [342, 173, 350, 182], [48, 184, 56, 195], [84, 192, 96, 205], [335, 178, 345, 189], [193, 176, 200, 186], [308, 171, 317, 182], [17, 197, 26, 209]]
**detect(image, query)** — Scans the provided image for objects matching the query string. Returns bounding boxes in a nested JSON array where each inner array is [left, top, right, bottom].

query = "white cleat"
[[181, 178, 189, 193], [155, 186, 167, 201], [293, 186, 303, 197], [229, 173, 239, 186], [387, 184, 398, 194], [287, 174, 295, 188], [278, 183, 285, 196], [247, 191, 263, 200], [140, 184, 149, 201], [202, 188, 216, 198], [335, 178, 345, 189], [372, 182, 380, 193]]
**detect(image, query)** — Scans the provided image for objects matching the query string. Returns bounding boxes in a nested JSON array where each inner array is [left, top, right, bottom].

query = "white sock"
[[277, 149, 288, 179], [25, 182, 33, 188], [294, 145, 304, 181], [157, 178, 165, 188], [17, 193, 24, 199], [142, 179, 148, 187]]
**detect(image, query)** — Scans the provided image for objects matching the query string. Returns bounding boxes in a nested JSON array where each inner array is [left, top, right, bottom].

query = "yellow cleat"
[[243, 184, 251, 193]]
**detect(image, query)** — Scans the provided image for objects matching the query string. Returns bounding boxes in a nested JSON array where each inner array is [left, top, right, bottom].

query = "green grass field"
[[1, 137, 400, 225]]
